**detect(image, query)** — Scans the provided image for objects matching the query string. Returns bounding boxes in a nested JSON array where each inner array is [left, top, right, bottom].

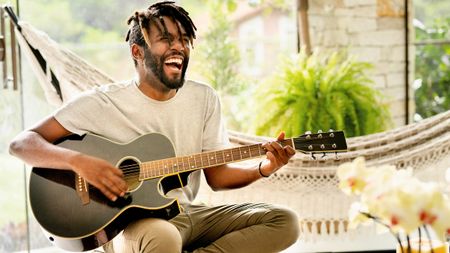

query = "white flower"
[[347, 202, 372, 229], [338, 157, 450, 243], [337, 157, 370, 195]]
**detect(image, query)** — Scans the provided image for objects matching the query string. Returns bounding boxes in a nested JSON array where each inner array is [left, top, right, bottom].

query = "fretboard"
[[139, 139, 294, 180]]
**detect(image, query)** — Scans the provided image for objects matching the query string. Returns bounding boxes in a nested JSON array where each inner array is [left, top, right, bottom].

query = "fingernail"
[[112, 196, 117, 201]]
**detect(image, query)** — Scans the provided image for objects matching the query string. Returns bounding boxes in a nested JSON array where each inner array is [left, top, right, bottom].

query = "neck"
[[136, 76, 177, 101]]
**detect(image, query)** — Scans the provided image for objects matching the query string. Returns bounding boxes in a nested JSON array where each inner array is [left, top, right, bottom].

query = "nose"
[[170, 37, 188, 52]]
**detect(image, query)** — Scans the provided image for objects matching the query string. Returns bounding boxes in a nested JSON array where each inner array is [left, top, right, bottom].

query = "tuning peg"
[[317, 130, 323, 133], [305, 131, 311, 134], [328, 129, 334, 132]]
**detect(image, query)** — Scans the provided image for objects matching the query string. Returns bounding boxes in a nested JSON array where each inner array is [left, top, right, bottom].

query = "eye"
[[160, 36, 170, 42]]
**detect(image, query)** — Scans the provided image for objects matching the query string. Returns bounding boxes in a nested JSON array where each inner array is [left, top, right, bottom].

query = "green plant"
[[251, 50, 391, 137], [195, 1, 245, 95], [414, 17, 450, 120]]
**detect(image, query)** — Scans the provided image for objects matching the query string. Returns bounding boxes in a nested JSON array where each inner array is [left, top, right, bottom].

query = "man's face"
[[144, 16, 191, 90]]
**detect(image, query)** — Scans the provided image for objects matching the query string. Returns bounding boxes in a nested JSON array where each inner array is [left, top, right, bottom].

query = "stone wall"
[[307, 0, 415, 126]]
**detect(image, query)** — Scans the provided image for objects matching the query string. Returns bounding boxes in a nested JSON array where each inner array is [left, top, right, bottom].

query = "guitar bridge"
[[75, 174, 90, 205]]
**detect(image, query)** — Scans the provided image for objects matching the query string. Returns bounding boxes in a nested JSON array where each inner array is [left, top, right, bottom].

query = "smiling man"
[[9, 1, 299, 253]]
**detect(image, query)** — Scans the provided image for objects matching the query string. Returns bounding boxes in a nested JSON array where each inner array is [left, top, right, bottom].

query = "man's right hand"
[[9, 116, 128, 202], [70, 153, 128, 201]]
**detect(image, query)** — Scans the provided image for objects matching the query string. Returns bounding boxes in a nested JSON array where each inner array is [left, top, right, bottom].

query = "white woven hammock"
[[15, 20, 450, 248]]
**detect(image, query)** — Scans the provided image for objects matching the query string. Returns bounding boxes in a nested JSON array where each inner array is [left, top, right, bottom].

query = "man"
[[9, 2, 299, 252]]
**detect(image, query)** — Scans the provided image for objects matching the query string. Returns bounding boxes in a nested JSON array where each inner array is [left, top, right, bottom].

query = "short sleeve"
[[201, 88, 231, 152]]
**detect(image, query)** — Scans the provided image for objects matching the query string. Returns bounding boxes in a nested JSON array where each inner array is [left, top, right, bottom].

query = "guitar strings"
[[116, 144, 336, 172], [85, 143, 342, 190]]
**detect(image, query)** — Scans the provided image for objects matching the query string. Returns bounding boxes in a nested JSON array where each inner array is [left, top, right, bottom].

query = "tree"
[[195, 1, 244, 95]]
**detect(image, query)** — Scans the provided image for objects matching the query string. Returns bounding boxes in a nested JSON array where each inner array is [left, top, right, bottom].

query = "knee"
[[272, 207, 300, 247], [123, 218, 182, 253]]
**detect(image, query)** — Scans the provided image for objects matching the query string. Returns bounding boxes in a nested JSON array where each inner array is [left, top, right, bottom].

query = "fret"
[[139, 163, 145, 180], [170, 159, 176, 174], [172, 157, 179, 173], [192, 155, 202, 168], [223, 149, 233, 163], [144, 163, 149, 178], [240, 146, 250, 159], [182, 156, 190, 171], [149, 162, 155, 177], [169, 159, 176, 174], [231, 147, 241, 161], [188, 155, 197, 170], [200, 153, 210, 168], [216, 150, 225, 165], [159, 159, 164, 177], [207, 152, 217, 166], [163, 160, 168, 175], [151, 162, 155, 177]]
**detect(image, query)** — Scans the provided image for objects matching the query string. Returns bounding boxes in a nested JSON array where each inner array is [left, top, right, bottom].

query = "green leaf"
[[251, 49, 392, 137]]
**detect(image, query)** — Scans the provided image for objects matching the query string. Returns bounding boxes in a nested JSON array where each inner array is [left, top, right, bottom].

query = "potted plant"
[[250, 50, 391, 137]]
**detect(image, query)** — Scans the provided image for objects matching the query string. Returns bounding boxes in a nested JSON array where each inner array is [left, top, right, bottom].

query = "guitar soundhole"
[[118, 157, 142, 192]]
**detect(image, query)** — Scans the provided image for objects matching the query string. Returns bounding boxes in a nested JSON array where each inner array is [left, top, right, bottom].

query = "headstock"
[[293, 130, 347, 159]]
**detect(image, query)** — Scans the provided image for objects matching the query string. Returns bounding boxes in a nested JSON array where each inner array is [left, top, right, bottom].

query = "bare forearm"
[[9, 130, 79, 170], [204, 163, 262, 191]]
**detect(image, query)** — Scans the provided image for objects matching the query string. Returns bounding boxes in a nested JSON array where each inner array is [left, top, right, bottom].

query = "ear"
[[131, 44, 144, 62]]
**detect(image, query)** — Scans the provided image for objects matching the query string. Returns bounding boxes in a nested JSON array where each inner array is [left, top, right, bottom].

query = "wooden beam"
[[9, 18, 17, 90], [297, 0, 312, 55]]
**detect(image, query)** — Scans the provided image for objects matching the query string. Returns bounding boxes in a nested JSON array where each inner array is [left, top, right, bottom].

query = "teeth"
[[165, 58, 183, 65]]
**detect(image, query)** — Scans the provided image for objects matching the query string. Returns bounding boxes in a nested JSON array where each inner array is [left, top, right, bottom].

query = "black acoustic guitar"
[[29, 131, 347, 251]]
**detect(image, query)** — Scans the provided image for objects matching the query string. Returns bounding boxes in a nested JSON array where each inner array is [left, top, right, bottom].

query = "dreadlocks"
[[125, 1, 197, 50]]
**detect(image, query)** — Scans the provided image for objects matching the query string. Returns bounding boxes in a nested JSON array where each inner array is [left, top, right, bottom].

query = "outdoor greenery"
[[194, 1, 245, 95], [414, 17, 450, 120], [251, 50, 391, 137]]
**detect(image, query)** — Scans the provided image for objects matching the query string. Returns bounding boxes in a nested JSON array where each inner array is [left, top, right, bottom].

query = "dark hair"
[[125, 1, 197, 49]]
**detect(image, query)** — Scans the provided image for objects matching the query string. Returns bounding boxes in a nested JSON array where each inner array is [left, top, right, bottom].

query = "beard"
[[144, 48, 189, 90]]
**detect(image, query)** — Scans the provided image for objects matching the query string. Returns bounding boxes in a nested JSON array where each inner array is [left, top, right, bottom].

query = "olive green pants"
[[105, 203, 299, 253]]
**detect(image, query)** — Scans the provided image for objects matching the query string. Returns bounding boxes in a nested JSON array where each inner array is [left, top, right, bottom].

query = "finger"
[[266, 151, 278, 163], [277, 132, 285, 141], [270, 141, 288, 162], [105, 172, 128, 196], [110, 176, 128, 194], [95, 181, 119, 201], [111, 166, 124, 177], [263, 142, 275, 153], [265, 152, 282, 174], [285, 146, 296, 156]]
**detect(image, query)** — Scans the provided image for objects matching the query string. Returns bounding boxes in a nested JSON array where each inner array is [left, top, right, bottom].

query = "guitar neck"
[[139, 139, 294, 180]]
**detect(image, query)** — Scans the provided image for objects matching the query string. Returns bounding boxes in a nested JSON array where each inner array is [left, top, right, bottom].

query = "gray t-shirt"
[[54, 79, 230, 206]]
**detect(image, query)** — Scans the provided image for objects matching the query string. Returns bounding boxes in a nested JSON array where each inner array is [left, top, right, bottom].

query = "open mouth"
[[164, 56, 183, 73]]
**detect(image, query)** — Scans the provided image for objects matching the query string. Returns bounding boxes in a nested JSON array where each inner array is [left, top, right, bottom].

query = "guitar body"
[[29, 133, 186, 252]]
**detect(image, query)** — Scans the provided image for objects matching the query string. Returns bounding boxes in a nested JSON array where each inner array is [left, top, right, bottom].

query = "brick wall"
[[307, 0, 415, 126]]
